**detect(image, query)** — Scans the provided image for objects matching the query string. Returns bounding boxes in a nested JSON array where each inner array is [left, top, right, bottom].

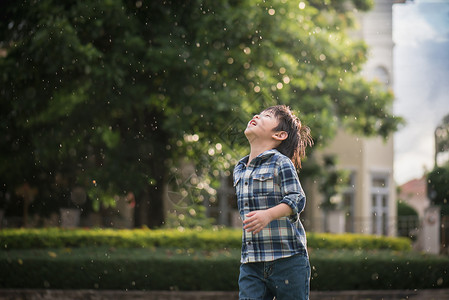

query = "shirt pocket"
[[252, 172, 274, 196]]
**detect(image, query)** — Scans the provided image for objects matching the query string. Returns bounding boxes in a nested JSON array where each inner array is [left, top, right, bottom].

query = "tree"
[[427, 166, 449, 206], [319, 155, 349, 210], [0, 0, 402, 227], [435, 113, 449, 167]]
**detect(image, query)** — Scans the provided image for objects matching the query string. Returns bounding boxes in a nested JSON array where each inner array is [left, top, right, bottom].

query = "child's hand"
[[243, 210, 272, 234]]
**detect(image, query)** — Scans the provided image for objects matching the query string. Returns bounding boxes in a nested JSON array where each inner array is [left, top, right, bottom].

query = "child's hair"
[[264, 105, 313, 168]]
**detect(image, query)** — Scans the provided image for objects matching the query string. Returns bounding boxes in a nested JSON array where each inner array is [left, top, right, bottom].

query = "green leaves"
[[0, 0, 403, 223], [427, 167, 449, 206]]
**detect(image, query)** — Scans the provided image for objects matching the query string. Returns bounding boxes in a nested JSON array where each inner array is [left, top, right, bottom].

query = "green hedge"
[[310, 249, 449, 290], [0, 247, 239, 291], [0, 228, 412, 251], [0, 247, 448, 291], [0, 228, 242, 250], [307, 232, 411, 251]]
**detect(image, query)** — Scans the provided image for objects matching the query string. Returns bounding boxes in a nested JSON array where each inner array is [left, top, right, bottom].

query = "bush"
[[397, 201, 418, 217], [0, 228, 412, 251], [306, 232, 411, 251], [0, 247, 240, 291], [310, 249, 449, 290], [0, 227, 242, 250], [0, 247, 447, 291]]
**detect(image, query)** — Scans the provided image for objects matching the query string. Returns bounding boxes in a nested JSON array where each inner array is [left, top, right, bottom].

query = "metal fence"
[[397, 215, 420, 240]]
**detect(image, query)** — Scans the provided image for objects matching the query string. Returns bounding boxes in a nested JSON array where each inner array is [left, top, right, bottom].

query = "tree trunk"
[[134, 169, 166, 228]]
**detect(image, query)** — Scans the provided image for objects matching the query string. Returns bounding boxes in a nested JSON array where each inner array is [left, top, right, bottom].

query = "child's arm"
[[243, 203, 292, 234]]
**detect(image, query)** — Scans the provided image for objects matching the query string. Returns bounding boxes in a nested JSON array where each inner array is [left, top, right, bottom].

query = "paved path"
[[0, 289, 448, 300]]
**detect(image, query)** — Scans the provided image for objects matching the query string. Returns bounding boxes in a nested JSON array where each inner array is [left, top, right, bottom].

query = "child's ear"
[[272, 131, 288, 141]]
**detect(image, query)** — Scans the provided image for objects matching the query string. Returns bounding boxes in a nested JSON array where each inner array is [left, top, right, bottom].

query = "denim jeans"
[[238, 254, 310, 300]]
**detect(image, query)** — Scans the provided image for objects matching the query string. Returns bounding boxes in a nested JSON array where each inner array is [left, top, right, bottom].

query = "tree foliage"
[[0, 0, 402, 227], [397, 201, 418, 217], [435, 113, 449, 166], [427, 166, 449, 206], [319, 155, 350, 210]]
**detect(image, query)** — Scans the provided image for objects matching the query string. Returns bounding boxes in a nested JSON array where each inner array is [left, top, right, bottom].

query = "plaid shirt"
[[233, 149, 308, 263]]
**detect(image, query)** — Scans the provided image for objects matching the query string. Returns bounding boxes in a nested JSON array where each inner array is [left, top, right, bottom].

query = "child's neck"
[[247, 143, 275, 166]]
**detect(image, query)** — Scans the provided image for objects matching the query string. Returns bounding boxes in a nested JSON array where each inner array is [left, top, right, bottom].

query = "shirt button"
[[244, 202, 248, 206], [244, 181, 248, 185], [247, 241, 252, 245]]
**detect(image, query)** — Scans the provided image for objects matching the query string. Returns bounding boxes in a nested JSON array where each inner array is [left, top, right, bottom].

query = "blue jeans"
[[238, 254, 310, 300]]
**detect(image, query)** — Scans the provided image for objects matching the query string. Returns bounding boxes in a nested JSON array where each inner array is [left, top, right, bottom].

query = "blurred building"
[[398, 177, 430, 219], [305, 0, 398, 236]]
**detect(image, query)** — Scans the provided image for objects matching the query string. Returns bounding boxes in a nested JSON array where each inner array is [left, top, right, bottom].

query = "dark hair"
[[264, 105, 313, 168]]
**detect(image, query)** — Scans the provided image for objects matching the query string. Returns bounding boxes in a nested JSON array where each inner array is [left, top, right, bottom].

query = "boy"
[[233, 105, 313, 300]]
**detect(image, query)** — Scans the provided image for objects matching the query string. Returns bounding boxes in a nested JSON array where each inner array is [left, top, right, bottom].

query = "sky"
[[392, 0, 449, 185]]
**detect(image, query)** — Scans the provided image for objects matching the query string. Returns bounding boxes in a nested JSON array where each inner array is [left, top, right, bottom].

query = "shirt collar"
[[237, 149, 279, 167]]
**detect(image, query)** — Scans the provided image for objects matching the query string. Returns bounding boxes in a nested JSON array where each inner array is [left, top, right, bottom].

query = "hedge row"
[[0, 247, 238, 291], [0, 228, 412, 251], [0, 247, 447, 291], [0, 227, 242, 250], [311, 249, 449, 290], [307, 232, 412, 251]]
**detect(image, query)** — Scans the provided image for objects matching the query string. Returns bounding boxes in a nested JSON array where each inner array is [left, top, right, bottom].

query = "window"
[[371, 174, 390, 235], [373, 66, 390, 87]]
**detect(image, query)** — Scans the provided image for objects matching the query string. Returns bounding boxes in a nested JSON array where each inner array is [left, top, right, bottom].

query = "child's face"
[[244, 110, 280, 141]]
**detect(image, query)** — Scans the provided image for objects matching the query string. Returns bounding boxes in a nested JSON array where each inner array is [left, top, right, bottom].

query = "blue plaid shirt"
[[233, 149, 308, 263]]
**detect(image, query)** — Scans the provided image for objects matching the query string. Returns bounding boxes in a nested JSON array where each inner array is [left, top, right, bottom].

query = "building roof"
[[399, 177, 428, 201]]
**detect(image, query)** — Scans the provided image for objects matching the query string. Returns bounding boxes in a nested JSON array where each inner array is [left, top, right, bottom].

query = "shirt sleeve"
[[277, 157, 306, 223]]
